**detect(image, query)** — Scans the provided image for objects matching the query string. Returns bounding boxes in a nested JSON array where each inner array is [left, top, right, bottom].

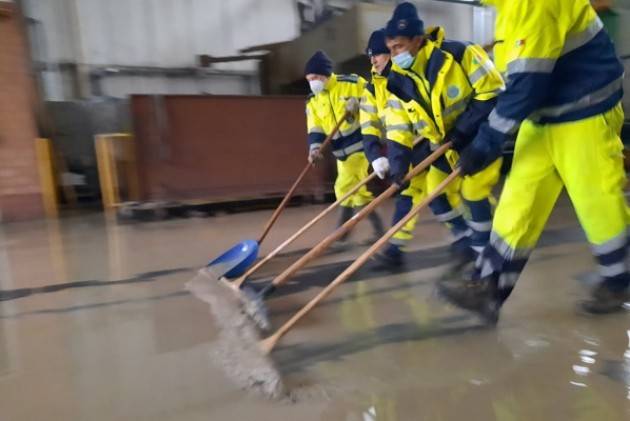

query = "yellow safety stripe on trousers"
[[467, 220, 493, 232], [435, 207, 463, 223], [591, 229, 627, 256], [488, 231, 532, 261]]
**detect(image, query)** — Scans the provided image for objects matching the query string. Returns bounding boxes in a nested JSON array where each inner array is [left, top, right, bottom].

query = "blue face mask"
[[392, 51, 414, 69]]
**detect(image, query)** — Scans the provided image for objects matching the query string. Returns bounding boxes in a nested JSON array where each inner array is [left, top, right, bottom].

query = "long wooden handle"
[[236, 172, 377, 287], [260, 167, 462, 354], [257, 111, 350, 245], [235, 135, 425, 288], [268, 141, 452, 290]]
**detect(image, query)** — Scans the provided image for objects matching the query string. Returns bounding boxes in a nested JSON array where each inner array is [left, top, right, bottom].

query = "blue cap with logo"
[[366, 28, 389, 56], [385, 2, 424, 38]]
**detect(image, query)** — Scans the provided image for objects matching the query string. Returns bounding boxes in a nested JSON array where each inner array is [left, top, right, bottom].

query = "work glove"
[[308, 147, 323, 165], [371, 157, 390, 180], [459, 124, 504, 175], [448, 127, 473, 152], [345, 97, 360, 118]]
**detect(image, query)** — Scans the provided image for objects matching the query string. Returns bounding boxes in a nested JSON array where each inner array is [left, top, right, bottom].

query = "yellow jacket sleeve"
[[448, 43, 505, 144], [360, 84, 385, 162], [460, 44, 504, 101], [306, 99, 326, 151], [385, 95, 415, 150]]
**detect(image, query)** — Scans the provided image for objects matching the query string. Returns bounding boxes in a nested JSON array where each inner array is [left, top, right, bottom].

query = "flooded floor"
[[0, 198, 629, 420]]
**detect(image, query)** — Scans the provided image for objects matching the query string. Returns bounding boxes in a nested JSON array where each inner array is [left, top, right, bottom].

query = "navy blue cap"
[[366, 28, 389, 56], [304, 50, 333, 76], [385, 2, 424, 38]]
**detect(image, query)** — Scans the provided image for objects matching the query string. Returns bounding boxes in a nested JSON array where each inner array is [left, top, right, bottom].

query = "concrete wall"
[[21, 0, 301, 99], [415, 0, 475, 41], [0, 3, 44, 221]]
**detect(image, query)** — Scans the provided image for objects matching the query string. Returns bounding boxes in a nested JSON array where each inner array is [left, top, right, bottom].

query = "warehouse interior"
[[1, 1, 630, 419]]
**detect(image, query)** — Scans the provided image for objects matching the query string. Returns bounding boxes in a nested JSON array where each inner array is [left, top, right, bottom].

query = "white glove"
[[308, 148, 323, 164], [345, 97, 359, 115], [372, 157, 390, 179]]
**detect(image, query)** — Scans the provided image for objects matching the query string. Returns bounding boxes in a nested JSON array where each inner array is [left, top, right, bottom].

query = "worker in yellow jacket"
[[305, 50, 384, 246], [380, 3, 505, 265], [360, 28, 471, 266], [439, 0, 629, 320]]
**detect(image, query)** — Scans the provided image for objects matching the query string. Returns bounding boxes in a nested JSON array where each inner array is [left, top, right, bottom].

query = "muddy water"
[[0, 201, 629, 420]]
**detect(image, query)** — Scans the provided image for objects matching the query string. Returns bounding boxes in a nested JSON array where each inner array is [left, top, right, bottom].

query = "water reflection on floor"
[[0, 201, 628, 420]]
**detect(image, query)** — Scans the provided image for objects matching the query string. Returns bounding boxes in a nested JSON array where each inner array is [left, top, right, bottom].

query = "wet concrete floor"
[[0, 198, 629, 420]]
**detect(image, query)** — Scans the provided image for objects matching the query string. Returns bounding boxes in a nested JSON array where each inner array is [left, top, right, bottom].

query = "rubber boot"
[[438, 271, 502, 324], [374, 243, 405, 268], [579, 281, 629, 315], [441, 235, 477, 280], [333, 206, 355, 252], [365, 211, 386, 245]]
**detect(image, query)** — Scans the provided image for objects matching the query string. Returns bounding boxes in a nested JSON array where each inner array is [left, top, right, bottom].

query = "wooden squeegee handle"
[[257, 111, 350, 245], [236, 135, 424, 287], [265, 141, 452, 292], [260, 167, 461, 354]]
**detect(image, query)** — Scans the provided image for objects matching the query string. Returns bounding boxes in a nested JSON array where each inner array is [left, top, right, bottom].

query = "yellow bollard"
[[95, 133, 140, 210], [35, 138, 59, 218]]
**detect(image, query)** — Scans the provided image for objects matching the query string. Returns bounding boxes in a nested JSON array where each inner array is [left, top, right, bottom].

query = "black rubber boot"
[[338, 206, 354, 237], [438, 272, 502, 325], [441, 236, 477, 281], [579, 283, 629, 315], [374, 243, 405, 268], [332, 206, 355, 251], [365, 211, 386, 244]]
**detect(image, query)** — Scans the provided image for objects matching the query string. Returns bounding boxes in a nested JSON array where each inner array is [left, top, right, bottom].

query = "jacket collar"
[[324, 73, 338, 92], [409, 26, 445, 74], [371, 60, 392, 80]]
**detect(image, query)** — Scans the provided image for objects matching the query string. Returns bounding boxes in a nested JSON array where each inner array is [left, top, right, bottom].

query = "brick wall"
[[0, 2, 43, 221]]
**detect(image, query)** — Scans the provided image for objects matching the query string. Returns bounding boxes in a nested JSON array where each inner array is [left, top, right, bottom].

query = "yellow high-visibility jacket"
[[306, 73, 368, 160], [479, 0, 624, 140], [359, 63, 391, 163], [385, 26, 504, 180]]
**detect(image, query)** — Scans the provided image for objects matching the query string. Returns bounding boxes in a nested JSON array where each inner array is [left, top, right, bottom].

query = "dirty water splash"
[[186, 268, 285, 399]]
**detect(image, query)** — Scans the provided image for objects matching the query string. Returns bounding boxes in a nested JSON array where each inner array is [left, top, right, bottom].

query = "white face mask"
[[309, 79, 326, 95], [392, 51, 414, 69]]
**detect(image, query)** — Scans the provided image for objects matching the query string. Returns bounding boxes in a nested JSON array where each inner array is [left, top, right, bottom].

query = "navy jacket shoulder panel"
[[425, 48, 446, 88], [387, 72, 419, 104], [337, 74, 360, 83], [440, 40, 468, 63], [366, 82, 376, 97]]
